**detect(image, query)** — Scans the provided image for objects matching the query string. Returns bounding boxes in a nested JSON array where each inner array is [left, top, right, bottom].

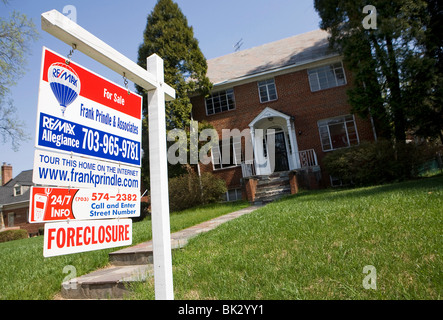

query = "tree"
[[402, 0, 443, 142], [0, 2, 39, 150], [314, 0, 442, 143], [136, 0, 212, 183]]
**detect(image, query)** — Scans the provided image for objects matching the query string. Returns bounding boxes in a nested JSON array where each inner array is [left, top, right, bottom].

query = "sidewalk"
[[60, 205, 262, 299]]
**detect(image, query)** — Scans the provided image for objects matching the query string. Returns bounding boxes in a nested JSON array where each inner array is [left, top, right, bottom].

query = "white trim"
[[307, 61, 347, 92], [317, 114, 360, 152], [248, 107, 299, 175], [257, 78, 278, 103], [248, 107, 291, 128]]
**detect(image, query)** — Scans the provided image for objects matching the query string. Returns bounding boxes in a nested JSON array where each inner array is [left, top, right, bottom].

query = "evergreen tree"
[[136, 0, 212, 183], [314, 0, 442, 143], [137, 0, 211, 129]]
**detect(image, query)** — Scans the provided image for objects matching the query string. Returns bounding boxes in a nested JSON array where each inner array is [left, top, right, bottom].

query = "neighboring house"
[[191, 29, 377, 202], [0, 164, 43, 235]]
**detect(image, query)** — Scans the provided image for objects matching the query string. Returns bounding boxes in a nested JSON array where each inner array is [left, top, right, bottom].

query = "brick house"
[[0, 164, 44, 236], [191, 29, 376, 202]]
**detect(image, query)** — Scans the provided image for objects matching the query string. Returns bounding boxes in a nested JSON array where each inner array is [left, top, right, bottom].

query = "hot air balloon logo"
[[47, 62, 81, 116]]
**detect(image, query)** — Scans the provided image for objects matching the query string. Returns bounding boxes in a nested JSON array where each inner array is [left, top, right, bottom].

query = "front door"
[[273, 131, 289, 172]]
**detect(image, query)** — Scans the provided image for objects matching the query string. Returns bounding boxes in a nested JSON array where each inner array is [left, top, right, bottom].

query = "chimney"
[[1, 163, 12, 186]]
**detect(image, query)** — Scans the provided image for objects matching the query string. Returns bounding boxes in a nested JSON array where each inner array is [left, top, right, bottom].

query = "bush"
[[0, 229, 28, 243], [323, 140, 439, 186], [168, 172, 227, 212]]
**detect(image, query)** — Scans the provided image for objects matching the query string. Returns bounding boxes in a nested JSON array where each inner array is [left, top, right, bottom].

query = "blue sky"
[[1, 0, 320, 176]]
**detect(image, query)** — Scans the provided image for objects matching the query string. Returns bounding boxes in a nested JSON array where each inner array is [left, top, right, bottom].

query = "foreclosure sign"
[[35, 47, 142, 166], [43, 219, 132, 257]]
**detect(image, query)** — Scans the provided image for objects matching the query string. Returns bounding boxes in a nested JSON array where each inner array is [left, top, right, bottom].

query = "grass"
[[0, 200, 249, 300], [130, 176, 442, 300]]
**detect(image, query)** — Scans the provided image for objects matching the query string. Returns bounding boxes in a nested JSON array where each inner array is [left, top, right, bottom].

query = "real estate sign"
[[32, 149, 140, 190], [29, 187, 140, 223], [34, 47, 143, 257], [34, 47, 142, 167], [43, 218, 132, 257]]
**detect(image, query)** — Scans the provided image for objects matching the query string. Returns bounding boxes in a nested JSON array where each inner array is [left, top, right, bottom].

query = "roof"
[[0, 169, 33, 206], [207, 29, 336, 85]]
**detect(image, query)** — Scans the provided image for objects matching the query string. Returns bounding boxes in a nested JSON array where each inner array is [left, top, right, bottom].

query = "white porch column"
[[249, 125, 259, 175], [286, 118, 300, 169]]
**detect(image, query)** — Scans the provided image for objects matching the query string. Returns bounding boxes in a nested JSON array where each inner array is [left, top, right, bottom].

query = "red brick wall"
[[192, 64, 375, 188], [2, 206, 44, 236]]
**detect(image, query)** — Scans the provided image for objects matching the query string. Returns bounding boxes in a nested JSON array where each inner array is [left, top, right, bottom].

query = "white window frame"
[[258, 78, 278, 103], [317, 114, 359, 152], [211, 138, 242, 170], [13, 184, 22, 196], [308, 62, 347, 92], [205, 88, 236, 115], [223, 188, 242, 202]]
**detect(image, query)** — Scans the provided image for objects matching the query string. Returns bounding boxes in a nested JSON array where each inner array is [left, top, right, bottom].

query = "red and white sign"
[[34, 47, 143, 168], [29, 187, 140, 223], [43, 218, 132, 257]]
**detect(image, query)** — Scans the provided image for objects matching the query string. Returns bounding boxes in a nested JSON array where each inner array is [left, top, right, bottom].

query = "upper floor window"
[[308, 62, 346, 92], [205, 89, 236, 115], [258, 79, 278, 103], [13, 184, 22, 196], [318, 114, 359, 151]]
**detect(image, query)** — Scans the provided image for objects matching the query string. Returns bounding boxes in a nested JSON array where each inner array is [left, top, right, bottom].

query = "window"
[[14, 184, 21, 196], [212, 137, 242, 170], [222, 188, 242, 202], [205, 89, 236, 115], [258, 79, 278, 103], [318, 115, 359, 151], [308, 62, 346, 92]]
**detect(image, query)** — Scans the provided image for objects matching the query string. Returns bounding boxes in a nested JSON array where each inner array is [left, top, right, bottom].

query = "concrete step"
[[253, 193, 288, 205], [60, 264, 153, 299]]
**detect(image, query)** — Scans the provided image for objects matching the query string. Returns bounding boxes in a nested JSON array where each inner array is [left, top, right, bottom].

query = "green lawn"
[[0, 200, 249, 300], [131, 176, 442, 300]]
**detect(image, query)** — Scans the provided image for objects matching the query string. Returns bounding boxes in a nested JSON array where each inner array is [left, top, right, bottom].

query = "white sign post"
[[41, 9, 175, 300], [147, 54, 174, 300]]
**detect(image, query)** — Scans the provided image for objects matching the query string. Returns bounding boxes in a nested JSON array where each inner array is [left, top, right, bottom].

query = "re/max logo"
[[52, 68, 79, 87], [42, 115, 76, 135]]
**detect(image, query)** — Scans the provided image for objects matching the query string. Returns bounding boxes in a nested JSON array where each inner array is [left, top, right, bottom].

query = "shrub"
[[0, 229, 28, 243], [323, 139, 439, 186], [168, 171, 227, 212]]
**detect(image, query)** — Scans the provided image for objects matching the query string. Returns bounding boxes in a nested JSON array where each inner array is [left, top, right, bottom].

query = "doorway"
[[269, 130, 289, 172]]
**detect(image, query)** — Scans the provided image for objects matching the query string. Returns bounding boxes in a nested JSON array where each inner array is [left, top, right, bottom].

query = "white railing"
[[297, 149, 318, 168], [241, 160, 256, 178], [241, 149, 318, 177]]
